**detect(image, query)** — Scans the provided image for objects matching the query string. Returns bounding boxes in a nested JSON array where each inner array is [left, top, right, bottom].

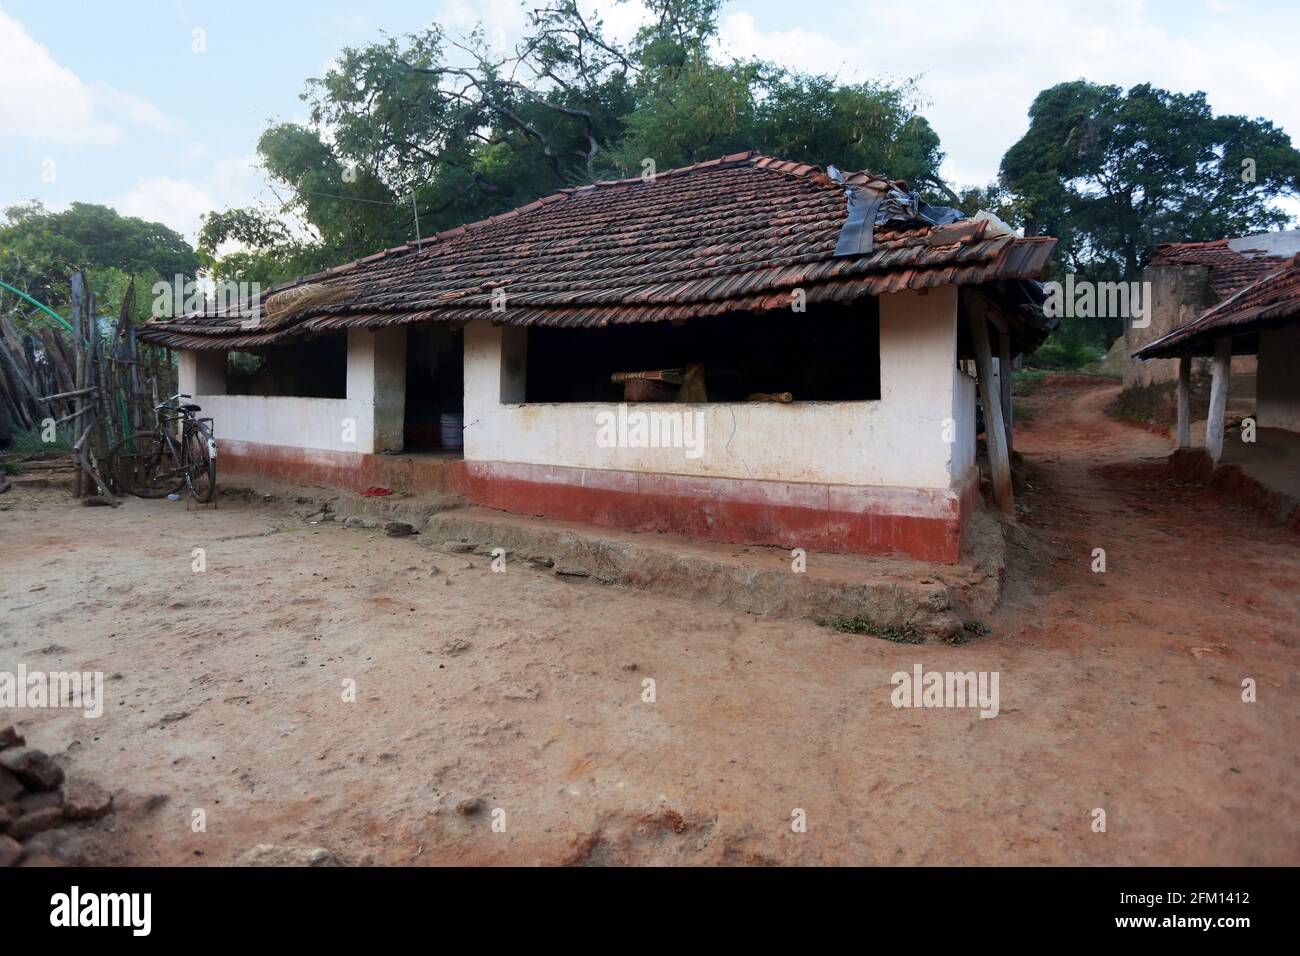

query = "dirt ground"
[[2, 378, 1297, 865]]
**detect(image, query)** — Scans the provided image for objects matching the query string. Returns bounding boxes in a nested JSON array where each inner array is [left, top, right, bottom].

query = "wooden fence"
[[0, 271, 176, 496]]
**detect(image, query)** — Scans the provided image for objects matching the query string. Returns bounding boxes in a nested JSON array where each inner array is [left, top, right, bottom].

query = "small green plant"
[[815, 615, 925, 644], [4, 426, 72, 455], [942, 619, 991, 645], [1011, 368, 1051, 396], [1025, 338, 1106, 370]]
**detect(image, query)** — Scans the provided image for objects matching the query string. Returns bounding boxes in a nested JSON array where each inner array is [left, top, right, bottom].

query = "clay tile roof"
[[140, 150, 1057, 350], [1135, 255, 1300, 359], [1149, 234, 1298, 301]]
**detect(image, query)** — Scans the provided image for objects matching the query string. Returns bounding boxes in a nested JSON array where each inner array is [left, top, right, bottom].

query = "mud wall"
[[1257, 324, 1300, 433]]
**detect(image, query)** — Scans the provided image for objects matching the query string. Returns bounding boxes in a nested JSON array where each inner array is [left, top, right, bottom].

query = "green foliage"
[[1002, 81, 1299, 355], [4, 425, 74, 454], [1023, 337, 1106, 370], [1002, 80, 1300, 281], [200, 0, 953, 279], [1011, 368, 1051, 396], [0, 201, 197, 330], [814, 615, 925, 643]]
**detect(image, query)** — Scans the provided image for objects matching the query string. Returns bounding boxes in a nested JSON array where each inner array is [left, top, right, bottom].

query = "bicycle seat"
[[179, 403, 202, 413]]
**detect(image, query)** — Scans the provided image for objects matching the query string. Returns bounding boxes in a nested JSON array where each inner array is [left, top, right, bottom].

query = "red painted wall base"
[[219, 440, 976, 563], [220, 440, 465, 495]]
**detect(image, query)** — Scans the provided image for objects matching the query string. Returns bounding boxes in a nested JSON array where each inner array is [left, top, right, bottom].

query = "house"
[[1125, 231, 1300, 391], [139, 152, 1056, 563], [1134, 254, 1300, 524]]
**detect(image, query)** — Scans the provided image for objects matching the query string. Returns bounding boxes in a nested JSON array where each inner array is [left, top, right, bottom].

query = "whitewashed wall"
[[177, 327, 404, 454], [463, 287, 963, 490]]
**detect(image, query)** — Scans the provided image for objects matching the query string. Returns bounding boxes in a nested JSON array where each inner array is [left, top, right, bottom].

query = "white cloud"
[[717, 1, 1300, 191], [716, 13, 864, 79], [109, 176, 215, 240], [105, 155, 276, 243], [0, 6, 177, 147]]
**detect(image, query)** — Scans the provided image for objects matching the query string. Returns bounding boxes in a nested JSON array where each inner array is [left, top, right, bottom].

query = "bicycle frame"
[[154, 406, 216, 491]]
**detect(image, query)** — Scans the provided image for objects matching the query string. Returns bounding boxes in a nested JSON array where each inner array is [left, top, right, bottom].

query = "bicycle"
[[108, 393, 217, 503]]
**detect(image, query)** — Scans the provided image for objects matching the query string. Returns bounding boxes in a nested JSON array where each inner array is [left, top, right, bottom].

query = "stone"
[[0, 725, 23, 750], [62, 780, 112, 821], [0, 749, 64, 792], [442, 639, 471, 656], [23, 828, 86, 865], [238, 844, 341, 867], [384, 521, 416, 537], [501, 684, 541, 701], [525, 556, 555, 570], [0, 767, 23, 802], [13, 790, 62, 812], [137, 793, 169, 814], [555, 567, 590, 578], [9, 806, 63, 839], [0, 834, 23, 867], [18, 853, 62, 867], [457, 797, 483, 815], [0, 805, 10, 832]]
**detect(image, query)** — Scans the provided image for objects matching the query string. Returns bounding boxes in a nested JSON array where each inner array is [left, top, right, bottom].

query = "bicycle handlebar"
[[155, 393, 194, 412]]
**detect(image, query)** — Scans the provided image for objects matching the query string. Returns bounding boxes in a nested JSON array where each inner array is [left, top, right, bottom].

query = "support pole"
[[1205, 338, 1231, 463], [998, 329, 1014, 457], [1176, 354, 1191, 450], [971, 313, 1013, 514]]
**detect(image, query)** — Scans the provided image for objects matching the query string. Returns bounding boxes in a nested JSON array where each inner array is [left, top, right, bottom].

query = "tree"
[[0, 201, 197, 330], [201, 0, 954, 279], [1002, 80, 1300, 282]]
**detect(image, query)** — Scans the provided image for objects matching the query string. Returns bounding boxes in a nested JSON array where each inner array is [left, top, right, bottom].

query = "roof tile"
[[141, 151, 1056, 349]]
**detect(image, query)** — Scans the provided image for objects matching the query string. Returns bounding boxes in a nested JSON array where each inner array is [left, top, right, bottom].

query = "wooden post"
[[998, 329, 1014, 457], [70, 271, 85, 498], [1205, 338, 1231, 462], [971, 313, 1013, 514], [1176, 354, 1191, 449]]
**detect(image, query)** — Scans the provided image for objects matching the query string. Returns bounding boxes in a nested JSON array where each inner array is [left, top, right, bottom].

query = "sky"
[[2, 0, 1298, 245]]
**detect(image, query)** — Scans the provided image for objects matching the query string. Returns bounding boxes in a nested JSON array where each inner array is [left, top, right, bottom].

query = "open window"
[[523, 303, 881, 403], [225, 334, 347, 398]]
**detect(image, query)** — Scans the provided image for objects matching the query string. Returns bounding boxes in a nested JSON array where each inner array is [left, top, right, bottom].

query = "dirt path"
[[2, 379, 1297, 865]]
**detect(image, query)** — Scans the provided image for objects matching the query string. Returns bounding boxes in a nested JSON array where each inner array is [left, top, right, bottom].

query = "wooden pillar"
[[971, 313, 1013, 514], [1176, 354, 1191, 449], [1205, 338, 1232, 462], [998, 329, 1014, 456]]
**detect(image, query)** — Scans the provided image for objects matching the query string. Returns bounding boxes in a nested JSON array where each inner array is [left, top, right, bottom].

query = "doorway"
[[404, 325, 463, 453]]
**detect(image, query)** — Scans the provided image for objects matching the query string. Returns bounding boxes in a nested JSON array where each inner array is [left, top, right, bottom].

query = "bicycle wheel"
[[183, 420, 217, 503], [109, 431, 185, 498]]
